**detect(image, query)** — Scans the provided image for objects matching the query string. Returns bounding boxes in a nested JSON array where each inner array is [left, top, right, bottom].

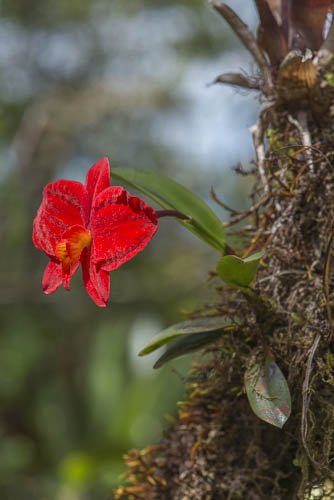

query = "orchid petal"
[[42, 261, 63, 294], [33, 180, 85, 256], [81, 248, 110, 307], [42, 258, 80, 294], [85, 157, 110, 221], [90, 186, 157, 271]]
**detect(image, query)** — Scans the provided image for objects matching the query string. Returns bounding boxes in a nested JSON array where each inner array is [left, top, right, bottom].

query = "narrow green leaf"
[[111, 167, 226, 252], [245, 356, 291, 428], [153, 330, 224, 369], [139, 317, 231, 356], [217, 251, 264, 288]]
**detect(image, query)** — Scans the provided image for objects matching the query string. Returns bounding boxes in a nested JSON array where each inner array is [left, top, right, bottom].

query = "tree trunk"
[[115, 3, 334, 498]]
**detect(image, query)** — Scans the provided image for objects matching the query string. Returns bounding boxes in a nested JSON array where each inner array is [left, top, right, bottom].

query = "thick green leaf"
[[111, 167, 225, 252], [217, 251, 264, 288], [139, 317, 232, 356], [153, 330, 224, 369], [245, 356, 291, 428]]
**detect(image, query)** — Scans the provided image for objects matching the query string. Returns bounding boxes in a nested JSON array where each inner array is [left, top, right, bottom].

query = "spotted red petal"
[[85, 157, 110, 222], [42, 261, 63, 294], [90, 186, 158, 271], [81, 248, 110, 307], [33, 180, 85, 256]]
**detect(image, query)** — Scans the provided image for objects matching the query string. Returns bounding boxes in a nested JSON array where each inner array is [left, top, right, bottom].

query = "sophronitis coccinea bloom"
[[33, 158, 158, 306]]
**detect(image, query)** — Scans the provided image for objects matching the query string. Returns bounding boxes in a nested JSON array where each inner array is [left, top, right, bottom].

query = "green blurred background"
[[0, 1, 259, 498]]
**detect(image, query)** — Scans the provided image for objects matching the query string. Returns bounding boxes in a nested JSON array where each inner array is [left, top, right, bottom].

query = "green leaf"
[[153, 329, 224, 369], [245, 356, 291, 428], [111, 167, 226, 252], [139, 317, 232, 356], [217, 251, 264, 288]]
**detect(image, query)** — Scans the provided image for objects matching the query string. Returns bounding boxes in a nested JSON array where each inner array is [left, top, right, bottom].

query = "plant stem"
[[156, 210, 191, 221]]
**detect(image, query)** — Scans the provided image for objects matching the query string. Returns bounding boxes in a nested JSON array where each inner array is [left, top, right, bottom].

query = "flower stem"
[[156, 210, 192, 221]]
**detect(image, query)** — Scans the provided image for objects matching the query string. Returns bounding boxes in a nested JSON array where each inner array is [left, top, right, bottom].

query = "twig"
[[301, 332, 321, 467], [270, 171, 291, 193], [296, 112, 314, 174], [208, 72, 260, 90], [233, 163, 256, 176], [250, 117, 269, 194], [277, 142, 334, 170], [257, 269, 306, 284], [226, 226, 255, 237], [210, 186, 242, 214], [287, 112, 314, 174], [210, 2, 273, 91], [222, 195, 269, 228]]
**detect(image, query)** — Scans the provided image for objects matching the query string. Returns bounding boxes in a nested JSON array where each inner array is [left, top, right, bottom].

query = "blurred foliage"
[[0, 0, 255, 498]]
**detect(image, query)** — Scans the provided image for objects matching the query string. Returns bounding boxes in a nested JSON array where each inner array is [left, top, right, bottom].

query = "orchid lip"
[[55, 226, 92, 275]]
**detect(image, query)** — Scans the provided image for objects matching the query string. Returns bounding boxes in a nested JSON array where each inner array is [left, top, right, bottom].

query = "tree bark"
[[115, 4, 334, 499]]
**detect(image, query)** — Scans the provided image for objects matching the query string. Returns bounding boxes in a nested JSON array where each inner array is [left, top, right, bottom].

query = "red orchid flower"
[[33, 158, 158, 307]]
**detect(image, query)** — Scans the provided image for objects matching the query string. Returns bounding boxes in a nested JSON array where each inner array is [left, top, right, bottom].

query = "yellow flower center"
[[55, 227, 92, 274]]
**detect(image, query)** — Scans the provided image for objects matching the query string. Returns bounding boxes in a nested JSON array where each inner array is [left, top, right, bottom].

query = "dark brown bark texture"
[[115, 3, 334, 499]]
